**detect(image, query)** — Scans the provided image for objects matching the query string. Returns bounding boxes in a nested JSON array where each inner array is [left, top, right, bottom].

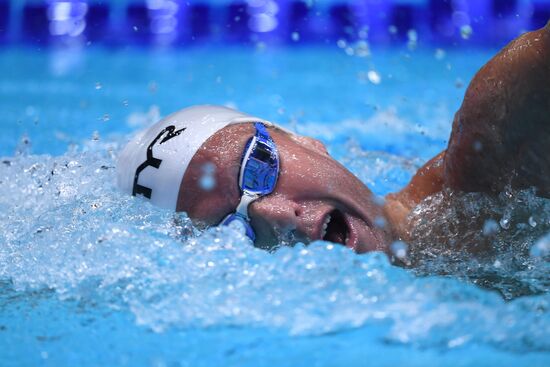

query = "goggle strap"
[[254, 122, 270, 141], [235, 191, 259, 219]]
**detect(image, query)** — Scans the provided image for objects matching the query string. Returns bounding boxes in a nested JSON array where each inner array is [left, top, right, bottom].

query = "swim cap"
[[117, 105, 271, 210]]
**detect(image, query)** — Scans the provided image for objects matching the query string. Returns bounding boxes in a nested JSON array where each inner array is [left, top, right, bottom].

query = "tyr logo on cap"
[[132, 125, 186, 199]]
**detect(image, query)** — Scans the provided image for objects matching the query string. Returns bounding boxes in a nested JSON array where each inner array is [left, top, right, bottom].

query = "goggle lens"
[[219, 122, 279, 243], [241, 140, 279, 195]]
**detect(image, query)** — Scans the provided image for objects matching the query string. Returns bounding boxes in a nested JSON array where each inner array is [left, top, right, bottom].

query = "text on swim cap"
[[132, 125, 186, 199]]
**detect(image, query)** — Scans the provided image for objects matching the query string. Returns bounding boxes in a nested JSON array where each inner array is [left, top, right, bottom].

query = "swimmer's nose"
[[249, 194, 303, 242]]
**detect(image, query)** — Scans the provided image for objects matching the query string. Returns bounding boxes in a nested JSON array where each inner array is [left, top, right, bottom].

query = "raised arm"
[[444, 21, 550, 196], [385, 22, 550, 240]]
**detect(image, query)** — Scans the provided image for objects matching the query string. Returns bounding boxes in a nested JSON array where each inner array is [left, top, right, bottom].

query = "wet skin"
[[178, 124, 390, 252], [386, 21, 550, 241], [178, 23, 550, 253]]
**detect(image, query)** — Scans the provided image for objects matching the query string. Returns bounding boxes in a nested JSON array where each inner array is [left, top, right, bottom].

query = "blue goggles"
[[219, 122, 280, 242]]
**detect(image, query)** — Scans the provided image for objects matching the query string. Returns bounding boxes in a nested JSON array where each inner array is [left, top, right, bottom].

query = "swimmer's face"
[[178, 123, 389, 253]]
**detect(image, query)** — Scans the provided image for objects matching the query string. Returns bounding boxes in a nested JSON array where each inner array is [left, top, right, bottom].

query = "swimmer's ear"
[[290, 134, 329, 155]]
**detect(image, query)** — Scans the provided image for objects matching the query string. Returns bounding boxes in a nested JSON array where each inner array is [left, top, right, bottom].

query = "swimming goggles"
[[219, 122, 280, 241]]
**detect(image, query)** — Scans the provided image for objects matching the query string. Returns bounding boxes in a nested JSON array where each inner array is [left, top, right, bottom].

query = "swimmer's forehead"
[[194, 122, 293, 165], [202, 121, 293, 150]]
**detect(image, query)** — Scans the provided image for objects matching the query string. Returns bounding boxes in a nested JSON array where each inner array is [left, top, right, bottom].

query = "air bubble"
[[530, 233, 550, 258], [483, 219, 499, 236]]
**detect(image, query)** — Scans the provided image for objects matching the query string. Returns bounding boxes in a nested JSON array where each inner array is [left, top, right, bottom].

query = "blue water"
[[1, 44, 549, 366]]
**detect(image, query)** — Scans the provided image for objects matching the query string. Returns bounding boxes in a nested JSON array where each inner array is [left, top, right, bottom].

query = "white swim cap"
[[117, 105, 271, 210]]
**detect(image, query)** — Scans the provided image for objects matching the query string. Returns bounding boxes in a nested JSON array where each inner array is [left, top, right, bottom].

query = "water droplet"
[[367, 70, 381, 84], [373, 196, 385, 206], [374, 216, 386, 228], [499, 216, 510, 230], [528, 216, 537, 227], [355, 40, 370, 57], [407, 29, 418, 50], [472, 140, 482, 151], [291, 32, 300, 42], [95, 82, 102, 90], [101, 114, 110, 122], [460, 25, 473, 40], [407, 29, 417, 42], [390, 241, 408, 260], [336, 39, 347, 48], [199, 176, 215, 191], [122, 100, 129, 107], [15, 134, 32, 156], [435, 48, 446, 60], [358, 26, 369, 40], [199, 162, 216, 191]]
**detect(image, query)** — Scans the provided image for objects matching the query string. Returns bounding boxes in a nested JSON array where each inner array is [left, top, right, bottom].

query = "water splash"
[[408, 188, 550, 299], [0, 138, 549, 353]]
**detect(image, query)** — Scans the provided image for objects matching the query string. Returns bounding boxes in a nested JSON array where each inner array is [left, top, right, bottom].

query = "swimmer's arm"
[[443, 22, 550, 197], [385, 23, 550, 240]]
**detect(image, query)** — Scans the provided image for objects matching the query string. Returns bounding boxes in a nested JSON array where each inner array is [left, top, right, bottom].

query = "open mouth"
[[321, 210, 350, 246]]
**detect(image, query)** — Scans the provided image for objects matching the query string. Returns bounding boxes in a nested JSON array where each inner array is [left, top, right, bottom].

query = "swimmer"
[[117, 23, 550, 258]]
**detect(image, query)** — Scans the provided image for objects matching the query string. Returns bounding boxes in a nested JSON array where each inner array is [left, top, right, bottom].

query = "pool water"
[[1, 44, 549, 366]]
